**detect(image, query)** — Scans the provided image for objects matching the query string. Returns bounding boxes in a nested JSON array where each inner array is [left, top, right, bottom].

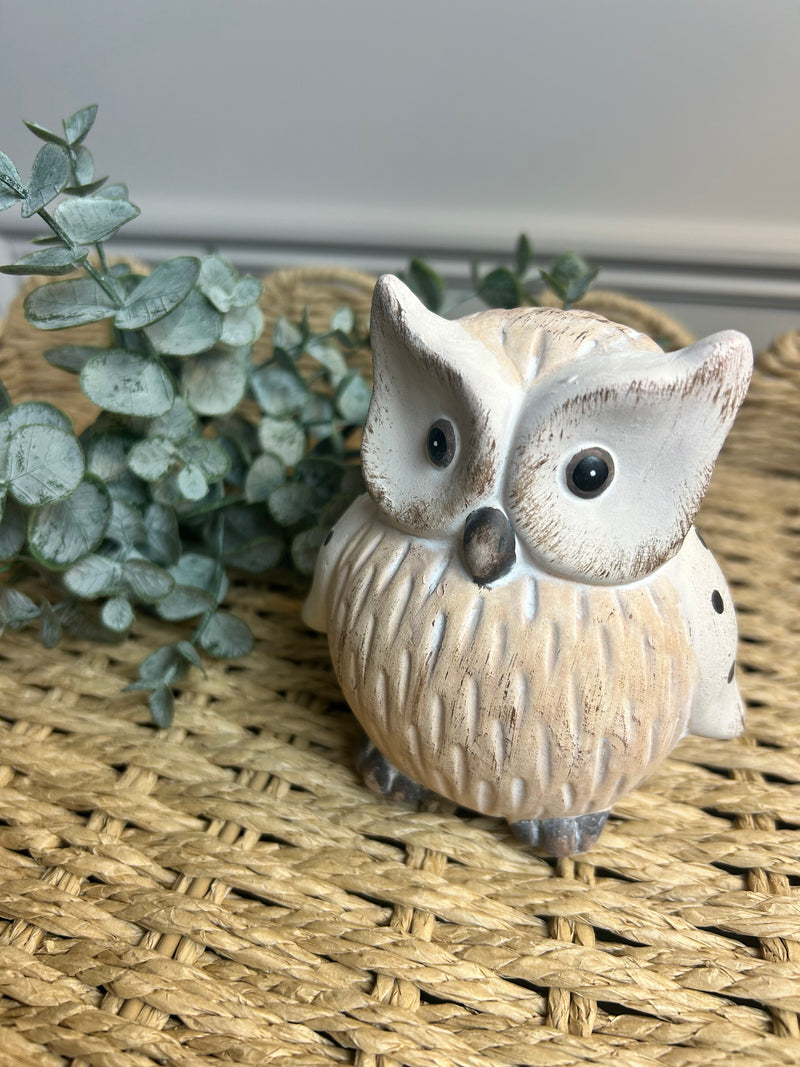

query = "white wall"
[[0, 0, 798, 344]]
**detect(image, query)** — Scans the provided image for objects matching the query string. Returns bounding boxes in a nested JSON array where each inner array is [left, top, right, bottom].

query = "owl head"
[[362, 275, 752, 586]]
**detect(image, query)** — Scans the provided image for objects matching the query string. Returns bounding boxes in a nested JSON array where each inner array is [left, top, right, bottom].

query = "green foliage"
[[408, 233, 600, 313], [0, 104, 601, 726]]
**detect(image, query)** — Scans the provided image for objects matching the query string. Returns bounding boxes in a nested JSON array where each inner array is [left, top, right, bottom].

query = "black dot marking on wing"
[[696, 528, 709, 549], [711, 590, 724, 614], [324, 529, 333, 546], [728, 661, 736, 683]]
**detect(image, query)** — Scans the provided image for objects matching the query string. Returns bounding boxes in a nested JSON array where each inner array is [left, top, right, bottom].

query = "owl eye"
[[426, 418, 456, 468], [566, 448, 614, 498]]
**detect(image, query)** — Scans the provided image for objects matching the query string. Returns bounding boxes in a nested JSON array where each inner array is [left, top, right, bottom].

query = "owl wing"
[[661, 528, 744, 740]]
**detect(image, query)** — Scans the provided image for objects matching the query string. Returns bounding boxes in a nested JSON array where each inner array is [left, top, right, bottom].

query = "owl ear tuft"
[[670, 329, 753, 431], [370, 275, 462, 365]]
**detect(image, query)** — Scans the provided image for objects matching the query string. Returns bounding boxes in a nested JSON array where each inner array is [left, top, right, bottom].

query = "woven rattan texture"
[[0, 271, 797, 1066]]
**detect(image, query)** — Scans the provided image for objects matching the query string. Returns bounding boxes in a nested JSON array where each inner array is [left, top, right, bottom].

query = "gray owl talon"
[[356, 737, 434, 805], [510, 810, 610, 857]]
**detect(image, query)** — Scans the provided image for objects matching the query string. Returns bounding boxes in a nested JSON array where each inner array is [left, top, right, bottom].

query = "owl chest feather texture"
[[324, 498, 696, 822]]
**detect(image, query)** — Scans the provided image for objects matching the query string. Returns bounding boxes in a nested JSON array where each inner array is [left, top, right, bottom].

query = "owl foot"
[[356, 737, 434, 805], [510, 810, 609, 857]]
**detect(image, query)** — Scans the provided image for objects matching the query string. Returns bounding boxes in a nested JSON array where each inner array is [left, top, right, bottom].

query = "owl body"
[[305, 493, 741, 822], [304, 276, 752, 852]]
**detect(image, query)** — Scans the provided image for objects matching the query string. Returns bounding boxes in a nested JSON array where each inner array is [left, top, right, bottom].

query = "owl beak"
[[462, 507, 516, 586]]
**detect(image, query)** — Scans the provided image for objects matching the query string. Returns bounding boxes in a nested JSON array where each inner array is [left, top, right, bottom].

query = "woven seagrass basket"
[[0, 267, 797, 1066]]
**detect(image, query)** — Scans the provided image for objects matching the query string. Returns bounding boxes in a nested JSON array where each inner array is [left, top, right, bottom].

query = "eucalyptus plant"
[[0, 105, 599, 725]]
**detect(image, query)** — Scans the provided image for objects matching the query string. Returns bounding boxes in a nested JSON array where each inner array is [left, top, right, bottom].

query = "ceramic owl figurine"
[[304, 275, 753, 856]]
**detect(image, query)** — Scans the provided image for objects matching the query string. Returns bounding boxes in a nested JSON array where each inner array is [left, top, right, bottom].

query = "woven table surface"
[[0, 270, 797, 1066]]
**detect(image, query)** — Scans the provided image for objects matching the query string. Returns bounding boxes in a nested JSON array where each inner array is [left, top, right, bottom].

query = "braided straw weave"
[[0, 269, 798, 1066]]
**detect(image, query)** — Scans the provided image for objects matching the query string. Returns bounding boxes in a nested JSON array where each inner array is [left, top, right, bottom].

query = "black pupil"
[[427, 420, 454, 467], [429, 428, 447, 461], [571, 454, 609, 493]]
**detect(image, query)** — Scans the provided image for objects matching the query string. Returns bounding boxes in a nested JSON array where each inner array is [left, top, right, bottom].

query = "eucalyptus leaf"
[[176, 465, 207, 501], [244, 453, 284, 503], [40, 599, 62, 649], [250, 364, 307, 417], [0, 186, 19, 213], [21, 143, 69, 217], [268, 483, 317, 527], [92, 182, 128, 200], [0, 500, 27, 559], [53, 196, 140, 244], [7, 424, 84, 506], [197, 255, 237, 312], [58, 600, 119, 642], [84, 427, 137, 480], [44, 343, 102, 373], [156, 584, 214, 621], [149, 682, 177, 725], [405, 257, 446, 312], [539, 252, 599, 307], [305, 339, 348, 384], [477, 267, 525, 309], [258, 416, 305, 467], [23, 121, 65, 147], [180, 437, 230, 482], [302, 394, 335, 433], [296, 455, 346, 495], [63, 104, 98, 145], [0, 401, 74, 435], [70, 145, 94, 186], [136, 644, 187, 686], [215, 434, 248, 487], [169, 553, 228, 603], [64, 176, 108, 197], [102, 595, 134, 633], [319, 491, 356, 527], [0, 587, 39, 628], [107, 470, 148, 505], [147, 398, 197, 442], [335, 373, 371, 423], [144, 503, 180, 566], [64, 554, 123, 598], [330, 306, 355, 333], [0, 246, 88, 276], [122, 559, 175, 603], [115, 256, 201, 330], [182, 349, 247, 416], [199, 611, 254, 659], [106, 499, 146, 549], [149, 684, 175, 728], [176, 640, 206, 674], [224, 536, 284, 573], [291, 525, 330, 576], [274, 317, 303, 352], [0, 150, 23, 193], [220, 304, 263, 347], [28, 476, 111, 566], [81, 350, 174, 416], [24, 277, 117, 329], [144, 288, 223, 356], [128, 437, 176, 481], [221, 505, 284, 572], [230, 275, 262, 309], [515, 233, 532, 277]]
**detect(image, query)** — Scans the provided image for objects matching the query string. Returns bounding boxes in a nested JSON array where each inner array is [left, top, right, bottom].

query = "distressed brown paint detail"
[[325, 515, 695, 822]]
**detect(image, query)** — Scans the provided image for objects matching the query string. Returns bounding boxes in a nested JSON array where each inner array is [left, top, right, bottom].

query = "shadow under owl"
[[304, 275, 753, 857]]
